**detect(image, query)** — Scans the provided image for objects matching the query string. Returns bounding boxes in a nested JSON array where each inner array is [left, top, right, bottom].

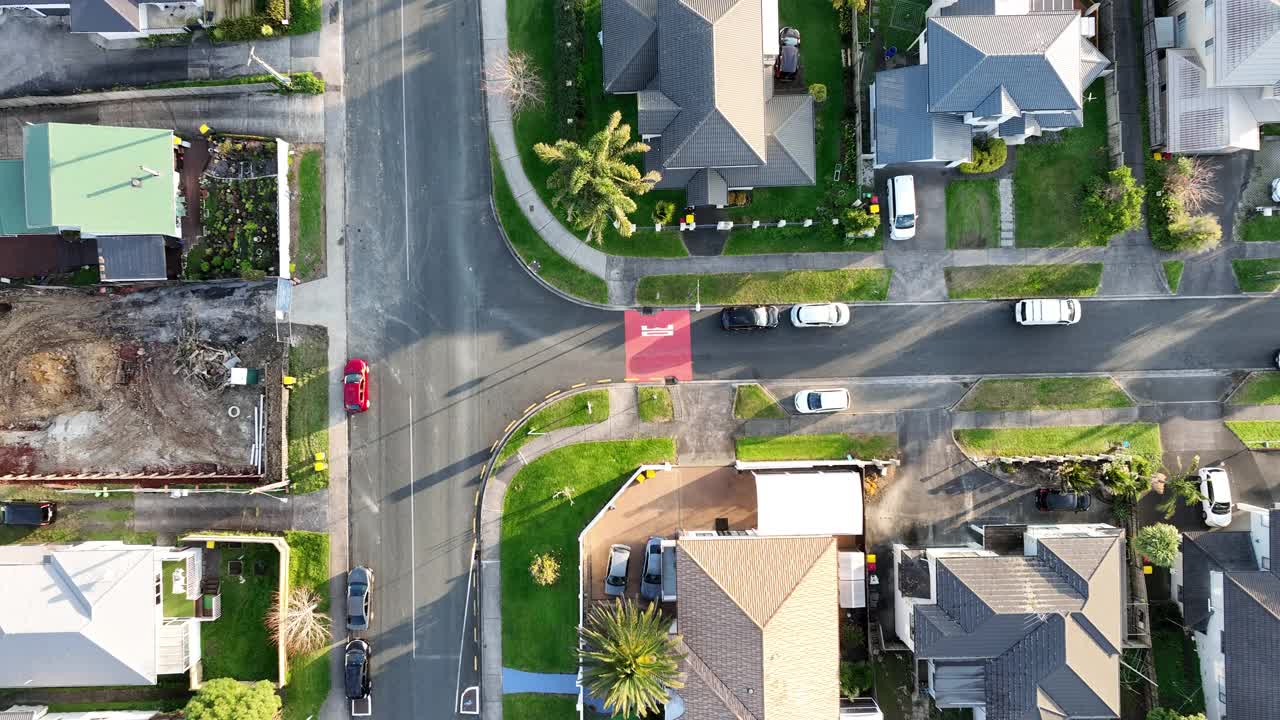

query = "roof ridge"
[[708, 107, 766, 166], [676, 636, 761, 720], [758, 537, 833, 627], [1226, 570, 1280, 619], [928, 19, 989, 110]]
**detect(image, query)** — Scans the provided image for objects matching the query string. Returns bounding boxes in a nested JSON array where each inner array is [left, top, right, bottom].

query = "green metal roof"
[[0, 160, 58, 235], [23, 123, 177, 237]]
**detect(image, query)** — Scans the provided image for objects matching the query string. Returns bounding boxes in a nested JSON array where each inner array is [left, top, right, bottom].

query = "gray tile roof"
[[602, 0, 658, 92], [637, 85, 681, 136], [686, 169, 727, 206], [927, 14, 1086, 114], [718, 95, 817, 189], [1180, 531, 1257, 632], [873, 65, 972, 166], [1223, 571, 1280, 720], [1080, 38, 1110, 88], [974, 86, 1019, 118], [1217, 0, 1280, 87], [1034, 109, 1083, 129], [939, 0, 996, 17], [70, 0, 141, 33], [97, 235, 167, 281]]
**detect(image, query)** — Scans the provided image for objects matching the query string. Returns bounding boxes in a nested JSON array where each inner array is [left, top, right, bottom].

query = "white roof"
[[761, 0, 779, 58], [0, 544, 158, 688], [754, 471, 863, 536], [839, 551, 866, 608]]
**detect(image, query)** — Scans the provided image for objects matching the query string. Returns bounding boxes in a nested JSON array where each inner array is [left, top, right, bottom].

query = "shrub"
[[266, 0, 287, 22], [839, 661, 873, 698], [211, 256, 223, 268], [213, 15, 278, 42], [1147, 709, 1207, 720], [200, 261, 211, 272], [286, 71, 325, 95], [652, 200, 677, 226], [842, 206, 880, 242], [840, 622, 865, 653], [266, 587, 331, 655], [552, 0, 585, 139], [185, 679, 281, 720], [1134, 523, 1181, 567], [809, 83, 828, 104], [1081, 165, 1143, 243], [529, 552, 561, 586], [1151, 156, 1223, 251], [958, 137, 1007, 174], [1169, 213, 1222, 251]]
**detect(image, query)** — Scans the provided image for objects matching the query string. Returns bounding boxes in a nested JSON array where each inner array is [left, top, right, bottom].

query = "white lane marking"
[[399, 0, 417, 659], [454, 539, 477, 711]]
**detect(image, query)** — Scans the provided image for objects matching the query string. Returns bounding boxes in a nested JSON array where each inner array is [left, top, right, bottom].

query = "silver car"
[[605, 544, 631, 597], [346, 566, 374, 632], [640, 537, 664, 602]]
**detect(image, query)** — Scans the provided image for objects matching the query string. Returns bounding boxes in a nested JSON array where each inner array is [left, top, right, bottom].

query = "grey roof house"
[[1171, 504, 1280, 720], [892, 524, 1126, 719], [871, 0, 1111, 167], [601, 0, 817, 207]]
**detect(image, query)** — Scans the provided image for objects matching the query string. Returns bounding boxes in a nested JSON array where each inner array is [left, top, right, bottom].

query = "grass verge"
[[946, 179, 1000, 249], [1232, 258, 1280, 292], [504, 693, 582, 720], [200, 543, 280, 681], [283, 531, 330, 720], [287, 335, 329, 493], [501, 439, 677, 672], [957, 377, 1133, 411], [499, 390, 610, 464], [1225, 420, 1280, 447], [734, 384, 787, 419], [1230, 373, 1280, 405], [490, 147, 609, 304], [736, 433, 899, 461], [289, 0, 322, 34], [954, 423, 1162, 460], [944, 263, 1103, 299], [1163, 260, 1184, 293], [636, 386, 674, 423], [1241, 214, 1280, 242], [294, 149, 324, 281], [636, 269, 892, 305]]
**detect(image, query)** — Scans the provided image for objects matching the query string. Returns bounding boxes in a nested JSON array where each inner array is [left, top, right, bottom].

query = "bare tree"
[[266, 587, 331, 656], [1165, 156, 1222, 213], [484, 51, 545, 116]]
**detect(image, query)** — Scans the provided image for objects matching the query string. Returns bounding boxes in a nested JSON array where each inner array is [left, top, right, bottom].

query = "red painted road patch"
[[624, 310, 693, 381]]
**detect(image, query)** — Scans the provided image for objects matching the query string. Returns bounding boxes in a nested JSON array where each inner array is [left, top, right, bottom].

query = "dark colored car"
[[344, 639, 372, 700], [346, 566, 374, 632], [640, 536, 663, 602], [720, 305, 779, 331], [1035, 488, 1091, 512], [0, 501, 56, 526], [774, 26, 802, 82], [344, 358, 370, 414]]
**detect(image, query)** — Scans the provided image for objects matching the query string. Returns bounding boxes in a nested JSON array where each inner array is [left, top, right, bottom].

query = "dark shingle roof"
[[96, 235, 167, 281], [686, 169, 727, 206], [71, 0, 141, 33], [602, 0, 658, 92], [1180, 531, 1256, 632], [1223, 571, 1280, 720], [974, 86, 1019, 118], [637, 85, 681, 136], [873, 65, 972, 166]]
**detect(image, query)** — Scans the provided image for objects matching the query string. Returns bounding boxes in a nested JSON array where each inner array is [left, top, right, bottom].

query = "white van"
[[887, 175, 917, 241], [1014, 298, 1081, 326]]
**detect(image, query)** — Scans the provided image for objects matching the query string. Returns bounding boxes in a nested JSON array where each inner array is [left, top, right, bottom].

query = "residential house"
[[1170, 504, 1280, 720], [871, 0, 1111, 167], [1153, 0, 1280, 153], [892, 523, 1126, 718], [0, 1, 205, 39], [0, 122, 179, 281], [0, 706, 158, 720], [600, 0, 816, 208], [0, 541, 221, 688]]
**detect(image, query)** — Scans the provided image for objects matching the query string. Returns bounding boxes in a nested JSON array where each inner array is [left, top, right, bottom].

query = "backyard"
[[200, 543, 281, 682], [187, 137, 281, 281], [946, 179, 1000, 249], [287, 331, 329, 493], [1150, 604, 1206, 715]]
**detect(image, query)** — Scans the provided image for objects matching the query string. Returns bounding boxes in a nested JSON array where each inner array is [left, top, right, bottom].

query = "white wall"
[[1193, 570, 1227, 720], [1167, 0, 1215, 77], [892, 544, 994, 651]]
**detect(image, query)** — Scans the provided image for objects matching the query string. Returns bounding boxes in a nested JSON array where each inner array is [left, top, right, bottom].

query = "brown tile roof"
[[676, 536, 839, 720]]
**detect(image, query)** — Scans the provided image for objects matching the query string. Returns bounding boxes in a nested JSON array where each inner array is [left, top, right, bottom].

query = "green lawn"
[[736, 433, 899, 461], [954, 423, 1162, 459], [0, 488, 152, 545], [1163, 260, 1184, 293], [499, 390, 610, 464], [722, 224, 883, 255], [944, 264, 1103, 299], [637, 269, 892, 305], [1152, 607, 1206, 714], [1241, 214, 1280, 242], [501, 439, 677, 672], [957, 377, 1133, 411], [1232, 258, 1280, 292], [1225, 420, 1280, 447], [1231, 372, 1280, 405], [504, 693, 581, 720], [604, 229, 688, 258], [289, 0, 322, 34], [162, 559, 197, 618], [636, 386, 674, 423], [287, 336, 329, 493], [200, 544, 280, 682], [490, 147, 609, 305], [1013, 81, 1109, 247], [294, 149, 324, 281], [734, 384, 787, 419], [283, 531, 330, 720], [946, 179, 1000, 249]]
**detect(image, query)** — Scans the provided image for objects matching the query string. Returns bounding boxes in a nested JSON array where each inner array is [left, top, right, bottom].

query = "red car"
[[344, 358, 370, 413]]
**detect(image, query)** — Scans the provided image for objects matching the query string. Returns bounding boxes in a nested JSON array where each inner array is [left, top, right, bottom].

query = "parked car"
[[720, 305, 779, 331], [640, 536, 664, 602], [1014, 298, 1081, 326], [790, 303, 851, 328], [0, 500, 56, 526], [794, 388, 850, 414], [344, 639, 372, 700], [346, 566, 374, 632], [605, 543, 631, 597], [1270, 178, 1280, 203], [774, 27, 801, 82], [887, 175, 918, 241], [1035, 488, 1091, 512], [344, 358, 371, 413], [1198, 467, 1234, 528]]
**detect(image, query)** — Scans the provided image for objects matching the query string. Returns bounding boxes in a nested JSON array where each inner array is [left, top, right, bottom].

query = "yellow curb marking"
[[595, 378, 612, 384], [503, 419, 517, 434], [524, 403, 537, 414], [570, 382, 587, 389], [544, 390, 561, 399]]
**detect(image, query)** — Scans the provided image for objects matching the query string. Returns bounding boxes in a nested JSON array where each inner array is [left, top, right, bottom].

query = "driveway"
[[876, 166, 949, 300]]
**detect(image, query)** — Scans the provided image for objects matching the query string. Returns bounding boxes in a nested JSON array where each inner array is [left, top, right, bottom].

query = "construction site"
[[0, 282, 285, 482]]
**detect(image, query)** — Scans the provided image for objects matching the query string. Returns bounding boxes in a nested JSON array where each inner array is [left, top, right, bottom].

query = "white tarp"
[[839, 551, 866, 609], [753, 471, 863, 537]]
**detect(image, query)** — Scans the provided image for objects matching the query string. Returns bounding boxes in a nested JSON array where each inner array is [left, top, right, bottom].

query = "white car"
[[1270, 178, 1280, 203], [790, 303, 851, 328], [1015, 298, 1081, 326], [794, 388, 850, 414], [1198, 467, 1234, 528]]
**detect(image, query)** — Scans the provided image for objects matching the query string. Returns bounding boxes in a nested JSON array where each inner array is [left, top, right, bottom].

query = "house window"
[[1205, 0, 1214, 22], [1206, 37, 1215, 56], [1175, 584, 1182, 602], [1175, 13, 1187, 45], [1219, 685, 1227, 704], [1264, 556, 1271, 570]]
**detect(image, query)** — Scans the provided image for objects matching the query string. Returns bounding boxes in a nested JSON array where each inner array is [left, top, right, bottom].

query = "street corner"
[[624, 309, 693, 382]]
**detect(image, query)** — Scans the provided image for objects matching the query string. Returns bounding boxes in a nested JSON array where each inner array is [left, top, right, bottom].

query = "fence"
[[0, 82, 278, 109], [1139, 0, 1166, 148], [1097, 0, 1125, 169]]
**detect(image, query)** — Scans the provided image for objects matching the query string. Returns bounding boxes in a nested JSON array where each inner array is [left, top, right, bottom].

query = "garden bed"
[[188, 136, 282, 281]]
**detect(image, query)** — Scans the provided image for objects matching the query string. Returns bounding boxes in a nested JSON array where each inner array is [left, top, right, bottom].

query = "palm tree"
[[579, 599, 684, 718], [534, 111, 661, 244]]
